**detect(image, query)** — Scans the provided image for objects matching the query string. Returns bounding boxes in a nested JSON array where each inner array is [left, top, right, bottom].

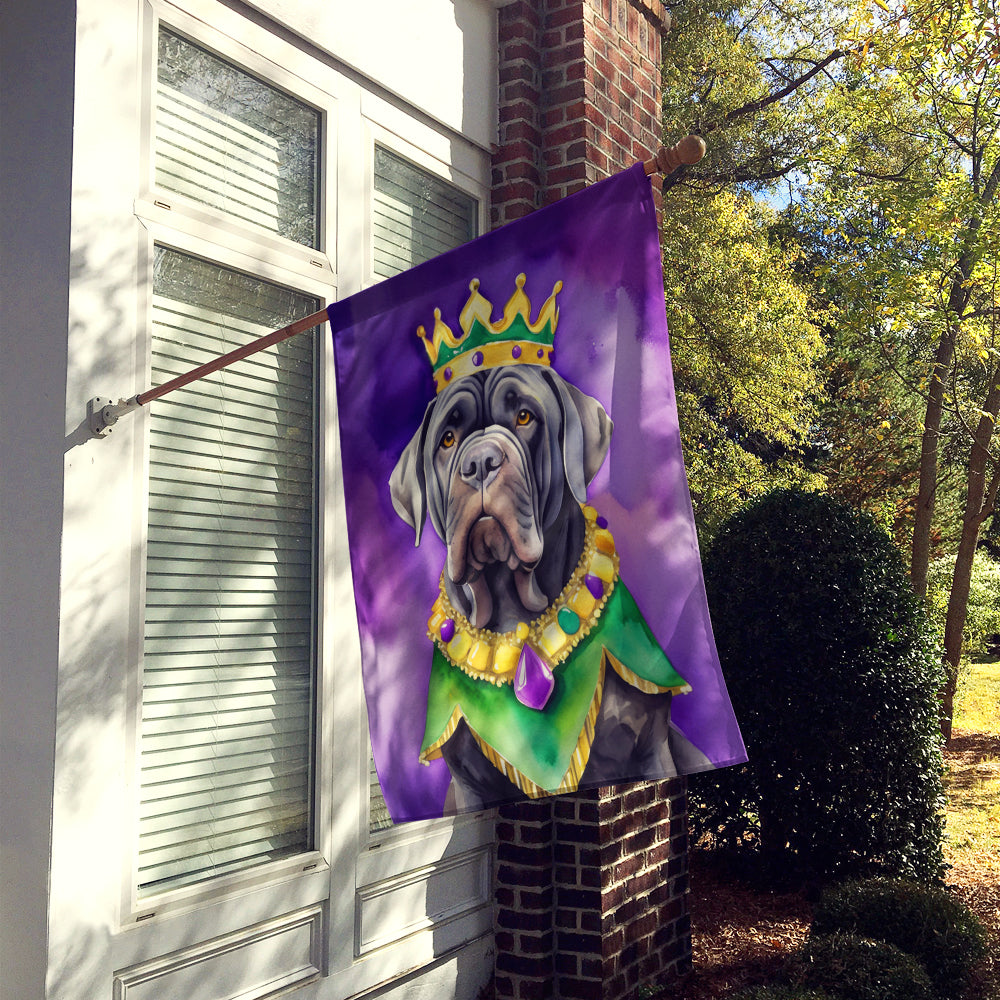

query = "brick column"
[[492, 0, 668, 227], [491, 3, 692, 999]]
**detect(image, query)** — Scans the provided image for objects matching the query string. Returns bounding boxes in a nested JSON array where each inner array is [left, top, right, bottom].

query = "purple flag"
[[329, 164, 746, 822]]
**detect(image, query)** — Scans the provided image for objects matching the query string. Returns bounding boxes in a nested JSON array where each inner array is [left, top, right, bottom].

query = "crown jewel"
[[418, 273, 563, 393]]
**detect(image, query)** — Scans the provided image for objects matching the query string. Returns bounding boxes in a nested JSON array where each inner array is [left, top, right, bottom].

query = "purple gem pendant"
[[514, 644, 555, 710]]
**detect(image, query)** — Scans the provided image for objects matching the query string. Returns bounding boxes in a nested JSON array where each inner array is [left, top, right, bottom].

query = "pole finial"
[[643, 135, 706, 176]]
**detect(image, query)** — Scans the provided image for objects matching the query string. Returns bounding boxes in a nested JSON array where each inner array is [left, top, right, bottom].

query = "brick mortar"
[[492, 4, 688, 997]]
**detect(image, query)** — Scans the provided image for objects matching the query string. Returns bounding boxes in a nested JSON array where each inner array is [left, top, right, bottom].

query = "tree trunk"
[[910, 329, 956, 598], [940, 375, 1000, 741], [911, 160, 1000, 596]]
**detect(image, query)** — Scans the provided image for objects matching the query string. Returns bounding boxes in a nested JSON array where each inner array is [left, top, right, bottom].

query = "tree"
[[800, 0, 1000, 736], [659, 0, 845, 538], [661, 188, 825, 538]]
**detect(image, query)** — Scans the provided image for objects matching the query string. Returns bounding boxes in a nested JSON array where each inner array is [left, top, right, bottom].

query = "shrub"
[[811, 878, 988, 999], [927, 551, 1000, 658], [693, 489, 946, 882], [792, 933, 934, 1000]]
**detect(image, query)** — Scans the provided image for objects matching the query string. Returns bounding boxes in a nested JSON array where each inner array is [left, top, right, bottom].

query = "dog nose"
[[460, 438, 506, 490]]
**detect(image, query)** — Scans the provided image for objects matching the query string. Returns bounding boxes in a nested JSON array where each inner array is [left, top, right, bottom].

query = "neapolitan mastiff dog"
[[390, 363, 712, 811]]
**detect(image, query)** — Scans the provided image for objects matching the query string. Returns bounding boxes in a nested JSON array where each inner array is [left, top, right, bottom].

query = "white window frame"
[[123, 0, 340, 930], [111, 0, 496, 992]]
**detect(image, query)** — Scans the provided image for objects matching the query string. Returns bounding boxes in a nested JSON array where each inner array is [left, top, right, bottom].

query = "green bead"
[[557, 606, 581, 635]]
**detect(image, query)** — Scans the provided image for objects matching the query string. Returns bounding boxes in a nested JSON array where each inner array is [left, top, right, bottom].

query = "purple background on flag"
[[329, 164, 746, 822]]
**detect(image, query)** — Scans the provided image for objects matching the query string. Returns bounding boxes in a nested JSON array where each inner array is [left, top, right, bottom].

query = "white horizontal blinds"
[[156, 28, 320, 248], [372, 145, 477, 280], [139, 247, 319, 895], [368, 148, 478, 832]]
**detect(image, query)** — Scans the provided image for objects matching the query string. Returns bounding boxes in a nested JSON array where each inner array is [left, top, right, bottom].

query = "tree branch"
[[701, 49, 847, 134]]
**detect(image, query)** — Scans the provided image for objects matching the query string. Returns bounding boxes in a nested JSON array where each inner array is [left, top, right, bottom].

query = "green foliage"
[[792, 934, 934, 1000], [812, 878, 988, 999], [663, 188, 826, 541], [693, 489, 947, 882], [927, 550, 1000, 658]]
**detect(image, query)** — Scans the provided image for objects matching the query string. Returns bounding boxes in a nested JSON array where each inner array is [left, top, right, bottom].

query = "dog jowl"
[[389, 274, 712, 811]]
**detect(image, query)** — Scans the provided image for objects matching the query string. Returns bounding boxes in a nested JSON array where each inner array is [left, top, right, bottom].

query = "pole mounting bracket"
[[87, 396, 140, 438]]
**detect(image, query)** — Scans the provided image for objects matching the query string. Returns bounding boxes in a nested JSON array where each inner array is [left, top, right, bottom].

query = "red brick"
[[503, 79, 541, 104], [503, 40, 538, 63], [520, 930, 555, 954], [498, 906, 551, 932], [560, 979, 603, 1000], [503, 120, 543, 144], [558, 930, 603, 955], [520, 887, 554, 910]]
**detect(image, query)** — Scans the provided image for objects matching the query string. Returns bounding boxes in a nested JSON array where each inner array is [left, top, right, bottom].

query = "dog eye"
[[516, 409, 534, 427], [440, 430, 457, 449]]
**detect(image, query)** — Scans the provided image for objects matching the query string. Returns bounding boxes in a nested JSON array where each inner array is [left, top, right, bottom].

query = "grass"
[[941, 658, 1000, 1000], [945, 659, 1000, 867], [955, 658, 1000, 734]]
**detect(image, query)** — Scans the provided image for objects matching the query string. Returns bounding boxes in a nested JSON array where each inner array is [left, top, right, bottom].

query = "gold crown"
[[417, 274, 563, 393]]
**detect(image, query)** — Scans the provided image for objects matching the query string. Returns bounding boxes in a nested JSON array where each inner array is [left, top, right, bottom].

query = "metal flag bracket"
[[88, 395, 141, 438], [86, 136, 705, 440]]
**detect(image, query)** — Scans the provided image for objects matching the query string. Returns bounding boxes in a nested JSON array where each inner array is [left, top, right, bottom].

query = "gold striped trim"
[[604, 649, 692, 696], [418, 656, 608, 797], [419, 705, 464, 764]]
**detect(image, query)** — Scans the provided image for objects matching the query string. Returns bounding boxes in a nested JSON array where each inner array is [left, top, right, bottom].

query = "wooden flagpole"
[[88, 135, 705, 437]]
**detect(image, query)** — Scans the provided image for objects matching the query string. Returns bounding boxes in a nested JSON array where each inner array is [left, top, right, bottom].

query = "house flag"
[[328, 163, 746, 822]]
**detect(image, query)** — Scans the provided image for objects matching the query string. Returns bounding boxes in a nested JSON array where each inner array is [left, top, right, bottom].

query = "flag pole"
[[88, 135, 705, 438]]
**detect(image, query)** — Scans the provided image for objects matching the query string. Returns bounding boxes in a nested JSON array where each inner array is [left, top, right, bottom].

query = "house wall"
[[1, 1, 499, 998], [0, 1, 76, 995], [1, 1, 694, 998]]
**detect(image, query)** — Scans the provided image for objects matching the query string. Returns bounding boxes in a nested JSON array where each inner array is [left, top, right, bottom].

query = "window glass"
[[372, 146, 477, 279], [138, 246, 318, 895], [368, 147, 478, 831], [156, 27, 320, 248]]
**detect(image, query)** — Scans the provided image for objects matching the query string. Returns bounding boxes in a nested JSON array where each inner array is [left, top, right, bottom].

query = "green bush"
[[811, 878, 988, 999], [792, 933, 934, 1000], [693, 489, 946, 882], [927, 551, 1000, 658]]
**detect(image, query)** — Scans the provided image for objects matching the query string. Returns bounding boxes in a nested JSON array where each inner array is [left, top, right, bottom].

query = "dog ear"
[[389, 399, 434, 546], [543, 371, 613, 504]]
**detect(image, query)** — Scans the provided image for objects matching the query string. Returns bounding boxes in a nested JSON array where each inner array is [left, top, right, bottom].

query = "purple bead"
[[585, 574, 604, 600], [440, 618, 456, 644], [472, 350, 484, 367], [512, 344, 522, 359], [536, 347, 545, 358], [443, 367, 453, 382], [596, 516, 608, 529], [514, 644, 555, 711]]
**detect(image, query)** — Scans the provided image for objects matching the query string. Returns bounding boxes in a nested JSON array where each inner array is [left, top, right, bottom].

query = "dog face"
[[390, 365, 612, 630]]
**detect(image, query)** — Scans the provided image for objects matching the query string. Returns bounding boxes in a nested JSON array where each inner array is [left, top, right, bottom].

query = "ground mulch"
[[663, 733, 1000, 999]]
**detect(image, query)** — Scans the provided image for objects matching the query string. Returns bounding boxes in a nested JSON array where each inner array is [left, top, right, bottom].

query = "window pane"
[[369, 149, 478, 831], [139, 247, 319, 895], [156, 28, 320, 248], [372, 146, 477, 279]]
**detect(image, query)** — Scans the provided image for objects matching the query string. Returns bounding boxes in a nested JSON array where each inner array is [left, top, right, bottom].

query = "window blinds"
[[156, 28, 320, 248], [138, 248, 319, 895], [367, 148, 477, 832], [372, 146, 477, 281]]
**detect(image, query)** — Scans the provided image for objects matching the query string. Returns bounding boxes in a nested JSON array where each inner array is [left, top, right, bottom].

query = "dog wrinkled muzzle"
[[445, 428, 546, 627]]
